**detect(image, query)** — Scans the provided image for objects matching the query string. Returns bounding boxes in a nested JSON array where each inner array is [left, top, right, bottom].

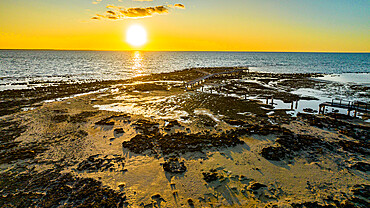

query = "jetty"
[[319, 99, 369, 117], [184, 67, 249, 89]]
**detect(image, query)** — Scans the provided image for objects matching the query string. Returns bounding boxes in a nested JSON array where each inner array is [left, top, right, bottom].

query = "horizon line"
[[0, 48, 369, 54]]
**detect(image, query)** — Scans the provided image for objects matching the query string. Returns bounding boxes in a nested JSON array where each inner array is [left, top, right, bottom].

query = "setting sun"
[[126, 25, 147, 47]]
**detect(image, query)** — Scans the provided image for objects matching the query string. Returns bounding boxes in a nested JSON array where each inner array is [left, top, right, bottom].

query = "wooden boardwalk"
[[319, 99, 369, 117], [185, 67, 249, 89]]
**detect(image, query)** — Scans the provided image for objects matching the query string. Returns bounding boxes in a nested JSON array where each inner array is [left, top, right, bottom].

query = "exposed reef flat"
[[0, 67, 369, 207]]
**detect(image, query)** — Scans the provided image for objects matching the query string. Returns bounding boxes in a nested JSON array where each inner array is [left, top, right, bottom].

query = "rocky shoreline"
[[0, 67, 369, 207]]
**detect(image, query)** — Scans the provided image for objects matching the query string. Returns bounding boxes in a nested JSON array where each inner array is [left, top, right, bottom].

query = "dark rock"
[[162, 158, 187, 173], [122, 134, 154, 154], [352, 184, 370, 199], [224, 119, 248, 126], [95, 118, 115, 126], [247, 182, 267, 191], [347, 197, 369, 208], [260, 146, 287, 161], [122, 131, 244, 156], [202, 169, 223, 183], [276, 134, 330, 151], [77, 155, 125, 172], [350, 162, 370, 172], [132, 119, 159, 134], [151, 193, 166, 205], [114, 128, 125, 134], [0, 170, 126, 208], [291, 201, 336, 208], [69, 111, 99, 123], [338, 140, 370, 155], [188, 198, 194, 206], [303, 108, 317, 113]]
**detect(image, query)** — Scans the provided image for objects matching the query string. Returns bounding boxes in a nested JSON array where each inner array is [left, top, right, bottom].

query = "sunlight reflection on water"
[[131, 51, 145, 77]]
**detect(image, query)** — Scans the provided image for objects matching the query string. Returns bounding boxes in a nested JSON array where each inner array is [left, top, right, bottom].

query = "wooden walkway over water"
[[185, 67, 249, 89], [319, 99, 369, 117]]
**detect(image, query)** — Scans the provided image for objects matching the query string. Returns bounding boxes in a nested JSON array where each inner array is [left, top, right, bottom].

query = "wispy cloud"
[[92, 4, 185, 20]]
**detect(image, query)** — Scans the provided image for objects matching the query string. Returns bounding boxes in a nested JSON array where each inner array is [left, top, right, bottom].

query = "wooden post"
[[295, 100, 298, 109]]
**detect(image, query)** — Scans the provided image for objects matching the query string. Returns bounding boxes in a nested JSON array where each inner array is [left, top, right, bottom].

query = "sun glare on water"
[[126, 25, 147, 47]]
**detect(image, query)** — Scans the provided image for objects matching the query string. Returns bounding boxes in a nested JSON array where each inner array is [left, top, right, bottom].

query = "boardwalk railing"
[[319, 99, 369, 117]]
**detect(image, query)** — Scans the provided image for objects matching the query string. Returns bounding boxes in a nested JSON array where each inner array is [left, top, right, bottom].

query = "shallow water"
[[316, 73, 370, 85]]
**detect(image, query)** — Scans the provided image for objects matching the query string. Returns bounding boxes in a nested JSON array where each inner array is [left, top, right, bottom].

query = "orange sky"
[[0, 0, 369, 52]]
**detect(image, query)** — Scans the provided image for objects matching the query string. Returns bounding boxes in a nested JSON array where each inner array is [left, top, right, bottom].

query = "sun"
[[126, 25, 147, 47]]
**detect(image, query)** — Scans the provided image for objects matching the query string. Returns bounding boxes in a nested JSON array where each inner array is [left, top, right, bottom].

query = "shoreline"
[[0, 67, 369, 207]]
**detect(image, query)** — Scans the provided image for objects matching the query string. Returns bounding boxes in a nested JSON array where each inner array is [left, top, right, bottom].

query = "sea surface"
[[0, 50, 369, 90]]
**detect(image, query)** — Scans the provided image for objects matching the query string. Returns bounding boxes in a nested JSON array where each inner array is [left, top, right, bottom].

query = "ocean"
[[0, 50, 369, 90]]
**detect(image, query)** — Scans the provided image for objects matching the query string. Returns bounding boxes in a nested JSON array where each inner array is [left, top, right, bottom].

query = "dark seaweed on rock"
[[260, 146, 288, 161], [350, 162, 370, 172], [162, 158, 187, 173], [95, 119, 115, 126], [290, 201, 336, 208], [259, 126, 336, 161], [51, 111, 99, 123], [0, 119, 48, 164], [0, 170, 127, 207], [122, 134, 155, 154], [202, 169, 223, 183], [132, 119, 159, 135], [337, 140, 370, 156], [0, 80, 124, 117], [275, 134, 334, 152], [123, 131, 245, 156], [298, 113, 370, 141], [77, 154, 125, 172], [0, 120, 25, 152]]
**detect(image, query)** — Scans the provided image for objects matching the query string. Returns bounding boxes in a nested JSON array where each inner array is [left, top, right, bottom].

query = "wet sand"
[[0, 67, 369, 207]]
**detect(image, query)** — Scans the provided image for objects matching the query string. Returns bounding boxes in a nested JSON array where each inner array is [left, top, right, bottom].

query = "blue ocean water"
[[0, 50, 369, 87]]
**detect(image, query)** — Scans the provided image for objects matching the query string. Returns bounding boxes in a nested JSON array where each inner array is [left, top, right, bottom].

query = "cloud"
[[174, 4, 185, 9], [92, 4, 185, 20]]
